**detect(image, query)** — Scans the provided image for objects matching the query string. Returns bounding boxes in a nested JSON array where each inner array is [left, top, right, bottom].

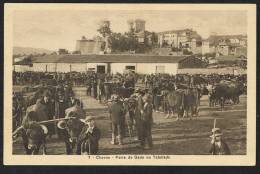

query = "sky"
[[13, 10, 247, 51]]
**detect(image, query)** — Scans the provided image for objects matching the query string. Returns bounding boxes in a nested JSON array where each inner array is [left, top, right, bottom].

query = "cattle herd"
[[12, 70, 247, 155]]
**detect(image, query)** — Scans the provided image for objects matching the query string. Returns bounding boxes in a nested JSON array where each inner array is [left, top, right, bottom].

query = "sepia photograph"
[[4, 3, 256, 165]]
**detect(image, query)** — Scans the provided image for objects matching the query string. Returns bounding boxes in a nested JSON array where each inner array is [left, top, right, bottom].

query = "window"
[[97, 65, 106, 73], [125, 66, 135, 72], [87, 68, 95, 72], [156, 65, 165, 73]]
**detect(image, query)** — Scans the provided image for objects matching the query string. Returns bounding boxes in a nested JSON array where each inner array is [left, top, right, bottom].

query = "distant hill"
[[13, 46, 54, 55]]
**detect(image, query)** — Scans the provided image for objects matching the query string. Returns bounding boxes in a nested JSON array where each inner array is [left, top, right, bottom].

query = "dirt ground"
[[12, 86, 247, 155]]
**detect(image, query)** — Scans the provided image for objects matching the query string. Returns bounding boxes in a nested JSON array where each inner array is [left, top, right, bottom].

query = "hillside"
[[13, 46, 53, 55]]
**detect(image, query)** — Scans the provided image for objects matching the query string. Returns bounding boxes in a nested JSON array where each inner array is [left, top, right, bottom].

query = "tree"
[[150, 32, 158, 45], [97, 22, 112, 38], [125, 28, 137, 50]]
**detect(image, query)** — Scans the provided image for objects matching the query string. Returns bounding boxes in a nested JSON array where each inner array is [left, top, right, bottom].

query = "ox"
[[122, 97, 137, 137], [166, 87, 200, 120], [166, 90, 184, 120], [14, 112, 48, 155], [210, 81, 244, 110], [23, 122, 48, 155], [57, 112, 85, 154], [183, 88, 200, 119]]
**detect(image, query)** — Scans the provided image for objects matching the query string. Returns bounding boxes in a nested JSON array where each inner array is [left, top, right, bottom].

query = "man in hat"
[[139, 94, 154, 149], [55, 90, 68, 138], [36, 90, 56, 137], [55, 90, 68, 119], [67, 91, 76, 108], [64, 82, 72, 102], [67, 91, 83, 109], [35, 90, 53, 121], [76, 116, 101, 155], [209, 128, 231, 155], [65, 99, 86, 119], [152, 86, 161, 113], [109, 94, 125, 145], [134, 88, 144, 141]]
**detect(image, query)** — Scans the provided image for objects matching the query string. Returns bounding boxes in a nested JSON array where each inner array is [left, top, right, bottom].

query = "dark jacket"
[[55, 100, 68, 118], [135, 94, 144, 120], [109, 101, 124, 124], [77, 126, 101, 155], [141, 102, 153, 123], [68, 98, 82, 108], [28, 98, 51, 121], [209, 140, 231, 155]]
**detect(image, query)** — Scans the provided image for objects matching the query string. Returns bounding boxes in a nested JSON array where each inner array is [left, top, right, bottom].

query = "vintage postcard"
[[4, 3, 256, 165]]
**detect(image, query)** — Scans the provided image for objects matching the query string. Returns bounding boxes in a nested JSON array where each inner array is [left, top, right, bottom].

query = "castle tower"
[[127, 19, 146, 33], [134, 19, 145, 33]]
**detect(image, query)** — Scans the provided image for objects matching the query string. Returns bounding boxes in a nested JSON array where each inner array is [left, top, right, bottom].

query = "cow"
[[23, 122, 48, 155], [183, 88, 200, 119], [166, 89, 184, 120], [122, 97, 137, 137], [210, 81, 244, 110], [57, 112, 85, 154], [13, 113, 48, 155], [161, 89, 170, 113]]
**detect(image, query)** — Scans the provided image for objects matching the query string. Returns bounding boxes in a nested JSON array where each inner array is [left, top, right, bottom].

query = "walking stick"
[[212, 118, 217, 155]]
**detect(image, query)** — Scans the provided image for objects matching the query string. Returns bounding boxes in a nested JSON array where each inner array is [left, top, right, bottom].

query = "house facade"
[[14, 54, 206, 75], [207, 35, 247, 57], [157, 29, 202, 49]]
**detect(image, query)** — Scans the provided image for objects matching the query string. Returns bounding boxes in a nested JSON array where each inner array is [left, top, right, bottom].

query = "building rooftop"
[[157, 29, 192, 35], [31, 54, 190, 64], [215, 55, 247, 62], [207, 34, 247, 46], [158, 29, 202, 41]]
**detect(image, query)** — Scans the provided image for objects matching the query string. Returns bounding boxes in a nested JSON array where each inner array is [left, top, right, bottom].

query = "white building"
[[14, 54, 206, 75], [157, 29, 202, 49]]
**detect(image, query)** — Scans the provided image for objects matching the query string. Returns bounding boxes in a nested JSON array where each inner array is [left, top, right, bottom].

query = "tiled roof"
[[32, 54, 189, 64]]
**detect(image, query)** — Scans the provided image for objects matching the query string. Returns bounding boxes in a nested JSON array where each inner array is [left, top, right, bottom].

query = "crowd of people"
[[12, 71, 244, 155]]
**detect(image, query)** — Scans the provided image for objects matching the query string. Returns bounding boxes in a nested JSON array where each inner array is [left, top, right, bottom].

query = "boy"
[[209, 128, 231, 155], [77, 116, 101, 155]]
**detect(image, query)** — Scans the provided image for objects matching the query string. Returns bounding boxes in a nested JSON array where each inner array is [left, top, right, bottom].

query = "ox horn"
[[79, 119, 86, 123], [57, 120, 66, 129], [12, 126, 24, 136], [40, 124, 48, 135]]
